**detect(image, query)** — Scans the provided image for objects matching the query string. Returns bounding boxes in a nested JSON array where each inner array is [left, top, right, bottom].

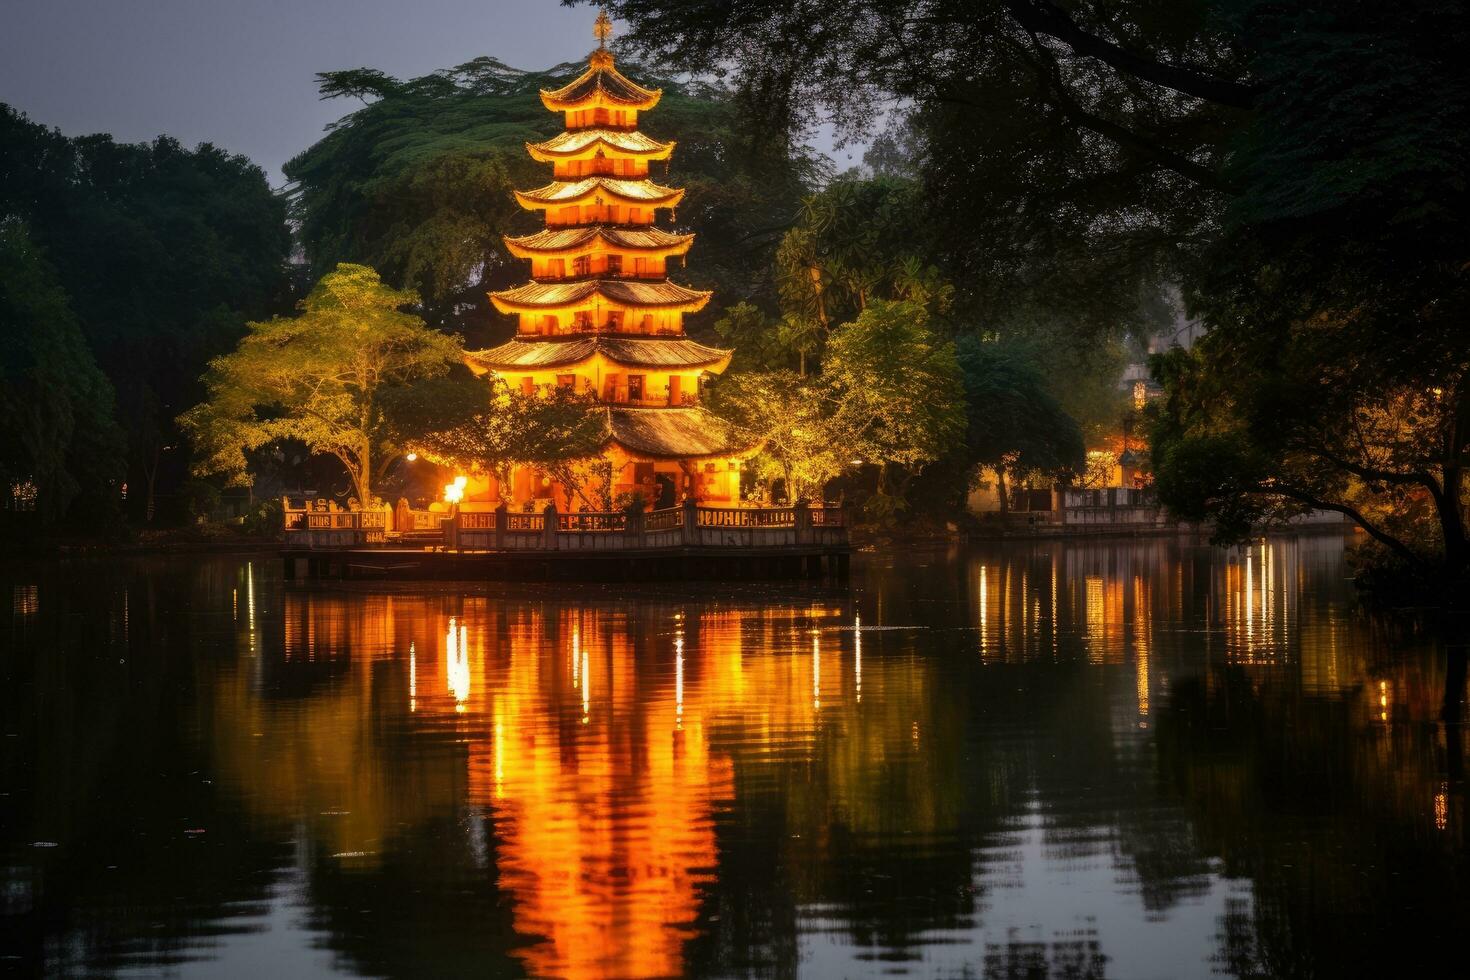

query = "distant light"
[[850, 459, 863, 466], [406, 452, 418, 462]]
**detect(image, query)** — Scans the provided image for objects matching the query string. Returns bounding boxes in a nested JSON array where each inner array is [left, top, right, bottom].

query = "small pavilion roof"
[[527, 128, 674, 162], [515, 176, 683, 211], [503, 226, 694, 259], [604, 407, 753, 460], [466, 336, 732, 373], [489, 279, 711, 314], [541, 50, 661, 112]]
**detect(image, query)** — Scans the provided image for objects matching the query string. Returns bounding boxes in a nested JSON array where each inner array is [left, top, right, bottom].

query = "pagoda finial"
[[594, 9, 613, 50]]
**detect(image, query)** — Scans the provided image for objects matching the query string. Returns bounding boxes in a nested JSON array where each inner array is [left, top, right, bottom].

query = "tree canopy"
[[0, 104, 291, 522], [180, 264, 471, 506], [1148, 0, 1470, 576], [0, 222, 126, 526]]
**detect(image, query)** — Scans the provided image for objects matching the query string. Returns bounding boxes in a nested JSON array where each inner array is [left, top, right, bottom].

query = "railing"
[[283, 506, 388, 547], [505, 512, 545, 532], [559, 512, 627, 532], [698, 507, 795, 528], [287, 499, 850, 553]]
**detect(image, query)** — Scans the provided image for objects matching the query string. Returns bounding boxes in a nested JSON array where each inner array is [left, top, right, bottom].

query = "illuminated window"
[[556, 374, 575, 390], [628, 375, 645, 401]]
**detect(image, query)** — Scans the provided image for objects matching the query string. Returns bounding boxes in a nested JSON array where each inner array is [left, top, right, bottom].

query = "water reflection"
[[2, 535, 1468, 978]]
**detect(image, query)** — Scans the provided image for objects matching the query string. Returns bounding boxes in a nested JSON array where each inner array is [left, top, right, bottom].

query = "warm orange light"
[[444, 475, 468, 504]]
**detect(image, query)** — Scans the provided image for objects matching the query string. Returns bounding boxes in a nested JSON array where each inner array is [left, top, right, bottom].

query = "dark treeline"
[[0, 107, 292, 527]]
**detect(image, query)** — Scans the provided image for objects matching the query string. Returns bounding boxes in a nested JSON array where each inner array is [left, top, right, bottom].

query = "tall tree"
[[823, 299, 966, 495], [584, 0, 1249, 328], [0, 222, 125, 526], [955, 336, 1084, 512], [0, 105, 291, 522], [181, 264, 467, 506], [1150, 0, 1470, 578]]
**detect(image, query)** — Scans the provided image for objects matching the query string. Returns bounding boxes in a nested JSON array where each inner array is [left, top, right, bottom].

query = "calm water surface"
[[2, 535, 1467, 978]]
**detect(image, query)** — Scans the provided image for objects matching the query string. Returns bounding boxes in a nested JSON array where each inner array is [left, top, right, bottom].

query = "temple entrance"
[[655, 473, 677, 508]]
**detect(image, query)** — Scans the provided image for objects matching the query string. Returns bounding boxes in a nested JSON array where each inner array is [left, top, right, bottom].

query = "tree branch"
[[1254, 481, 1423, 567], [1002, 0, 1257, 108], [1010, 33, 1232, 192]]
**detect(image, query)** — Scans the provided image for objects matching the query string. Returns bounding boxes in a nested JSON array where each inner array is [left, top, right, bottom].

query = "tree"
[[0, 222, 126, 526], [1149, 0, 1470, 579], [0, 105, 291, 522], [823, 300, 965, 496], [180, 264, 466, 506], [955, 337, 1084, 513], [706, 369, 847, 501], [587, 0, 1248, 329]]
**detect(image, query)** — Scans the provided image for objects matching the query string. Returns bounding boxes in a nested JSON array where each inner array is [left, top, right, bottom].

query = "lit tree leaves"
[[180, 264, 466, 505]]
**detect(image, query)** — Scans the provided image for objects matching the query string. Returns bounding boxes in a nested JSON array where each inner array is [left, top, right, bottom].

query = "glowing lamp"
[[444, 475, 468, 504], [406, 452, 418, 462]]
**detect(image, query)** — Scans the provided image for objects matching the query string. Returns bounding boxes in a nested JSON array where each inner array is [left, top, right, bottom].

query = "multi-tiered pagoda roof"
[[469, 19, 746, 463]]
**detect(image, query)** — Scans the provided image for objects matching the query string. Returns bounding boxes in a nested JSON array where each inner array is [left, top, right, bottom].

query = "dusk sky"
[[0, 0, 619, 184]]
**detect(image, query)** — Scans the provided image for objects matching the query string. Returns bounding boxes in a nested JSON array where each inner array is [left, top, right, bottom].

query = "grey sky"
[[0, 0, 608, 185]]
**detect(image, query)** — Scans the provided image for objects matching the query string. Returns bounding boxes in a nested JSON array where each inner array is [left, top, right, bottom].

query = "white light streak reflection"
[[446, 618, 470, 710]]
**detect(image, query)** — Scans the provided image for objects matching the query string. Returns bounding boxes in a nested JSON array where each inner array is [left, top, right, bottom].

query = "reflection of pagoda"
[[465, 13, 753, 509]]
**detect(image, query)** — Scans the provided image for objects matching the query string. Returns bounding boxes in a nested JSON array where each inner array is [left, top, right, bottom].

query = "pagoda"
[[463, 12, 752, 510]]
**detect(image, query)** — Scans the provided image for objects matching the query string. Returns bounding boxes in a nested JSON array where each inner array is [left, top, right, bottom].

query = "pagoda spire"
[[594, 8, 613, 50]]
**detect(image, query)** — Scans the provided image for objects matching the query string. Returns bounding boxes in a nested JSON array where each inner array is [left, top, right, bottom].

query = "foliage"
[[414, 380, 610, 510], [706, 370, 847, 501], [0, 221, 126, 526], [955, 337, 1085, 510], [1150, 0, 1470, 576], [285, 57, 817, 335], [590, 0, 1246, 329], [824, 300, 965, 488], [242, 497, 285, 540], [714, 299, 964, 507], [0, 105, 291, 523], [180, 264, 467, 506]]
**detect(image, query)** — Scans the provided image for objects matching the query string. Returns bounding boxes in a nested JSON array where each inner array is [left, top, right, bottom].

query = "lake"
[[2, 534, 1465, 978]]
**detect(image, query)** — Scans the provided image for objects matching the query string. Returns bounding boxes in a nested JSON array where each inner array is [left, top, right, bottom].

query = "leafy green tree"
[[707, 370, 847, 501], [0, 105, 291, 522], [180, 264, 466, 506], [955, 337, 1084, 513], [770, 177, 951, 373], [0, 222, 125, 526], [824, 299, 965, 496]]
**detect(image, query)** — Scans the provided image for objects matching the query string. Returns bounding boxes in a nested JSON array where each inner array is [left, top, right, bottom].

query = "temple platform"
[[282, 499, 851, 582]]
